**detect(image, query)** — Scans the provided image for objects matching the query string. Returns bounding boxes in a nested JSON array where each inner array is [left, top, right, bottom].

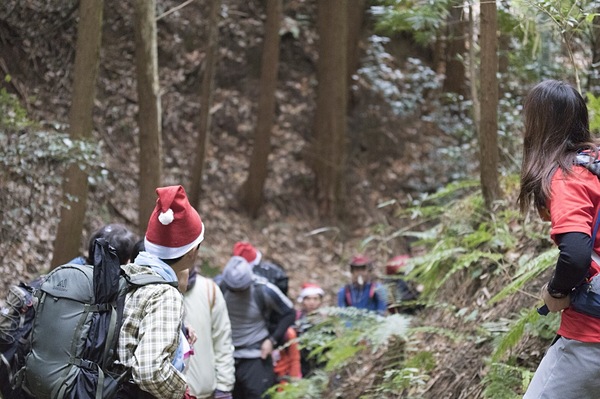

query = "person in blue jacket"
[[337, 255, 387, 315]]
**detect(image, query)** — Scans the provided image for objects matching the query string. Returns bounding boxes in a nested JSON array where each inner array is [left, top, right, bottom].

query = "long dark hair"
[[518, 80, 596, 215]]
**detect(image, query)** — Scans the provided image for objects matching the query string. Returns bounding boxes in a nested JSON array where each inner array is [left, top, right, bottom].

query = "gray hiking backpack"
[[19, 239, 175, 399]]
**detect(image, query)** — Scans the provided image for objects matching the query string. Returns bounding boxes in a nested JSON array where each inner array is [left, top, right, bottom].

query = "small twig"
[[156, 0, 196, 21]]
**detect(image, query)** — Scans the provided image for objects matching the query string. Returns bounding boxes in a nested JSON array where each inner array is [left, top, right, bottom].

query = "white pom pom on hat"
[[144, 185, 205, 260], [158, 208, 174, 225]]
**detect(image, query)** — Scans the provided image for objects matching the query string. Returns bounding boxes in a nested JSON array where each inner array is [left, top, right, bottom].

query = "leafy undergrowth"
[[0, 1, 550, 398], [269, 177, 559, 399]]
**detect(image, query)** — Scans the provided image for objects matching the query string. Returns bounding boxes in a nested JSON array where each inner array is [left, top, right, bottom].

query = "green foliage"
[[371, 0, 454, 45], [358, 38, 441, 118], [489, 307, 541, 362], [508, 0, 600, 89], [369, 173, 558, 396], [265, 371, 329, 399], [489, 247, 558, 304], [301, 307, 410, 371], [586, 92, 600, 134], [0, 85, 104, 265], [374, 365, 431, 396], [483, 363, 534, 399], [392, 180, 516, 298], [268, 308, 411, 399], [0, 84, 31, 131]]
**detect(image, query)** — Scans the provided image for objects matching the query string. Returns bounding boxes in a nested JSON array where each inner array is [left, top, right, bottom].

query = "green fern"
[[490, 307, 540, 362], [266, 371, 328, 399], [483, 363, 533, 399], [489, 247, 558, 304], [434, 250, 503, 289], [408, 325, 464, 342]]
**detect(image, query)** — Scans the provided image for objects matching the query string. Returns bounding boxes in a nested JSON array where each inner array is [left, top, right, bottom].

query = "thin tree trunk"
[[51, 0, 103, 269], [241, 0, 282, 218], [312, 0, 348, 218], [443, 3, 467, 96], [589, 12, 600, 95], [479, 0, 502, 209], [346, 0, 366, 107], [469, 5, 479, 134], [190, 0, 221, 208], [134, 0, 162, 232]]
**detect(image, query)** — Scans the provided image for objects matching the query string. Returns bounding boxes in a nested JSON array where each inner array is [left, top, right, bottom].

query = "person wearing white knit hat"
[[297, 282, 325, 316], [295, 282, 326, 378], [118, 185, 205, 399]]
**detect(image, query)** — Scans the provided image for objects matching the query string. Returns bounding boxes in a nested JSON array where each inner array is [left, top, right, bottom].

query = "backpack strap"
[[206, 279, 216, 313], [591, 214, 600, 266], [368, 282, 376, 300], [344, 284, 352, 306], [125, 273, 178, 288]]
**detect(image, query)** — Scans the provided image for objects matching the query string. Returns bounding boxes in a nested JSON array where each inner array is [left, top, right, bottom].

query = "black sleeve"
[[264, 285, 295, 345], [548, 232, 592, 294]]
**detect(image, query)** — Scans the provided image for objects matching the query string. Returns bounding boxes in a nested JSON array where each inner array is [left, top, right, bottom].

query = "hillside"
[[0, 0, 462, 302], [0, 1, 547, 398]]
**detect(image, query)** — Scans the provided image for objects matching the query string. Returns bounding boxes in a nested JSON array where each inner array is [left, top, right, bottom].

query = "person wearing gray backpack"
[[20, 185, 204, 399]]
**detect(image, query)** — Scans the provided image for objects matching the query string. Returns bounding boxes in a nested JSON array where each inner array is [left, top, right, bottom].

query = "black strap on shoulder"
[[124, 273, 178, 289]]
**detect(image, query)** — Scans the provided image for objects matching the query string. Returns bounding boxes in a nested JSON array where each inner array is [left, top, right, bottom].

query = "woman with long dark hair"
[[519, 79, 600, 398]]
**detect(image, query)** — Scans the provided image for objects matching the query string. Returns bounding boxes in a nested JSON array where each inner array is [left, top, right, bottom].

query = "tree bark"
[[443, 3, 467, 97], [51, 0, 103, 269], [312, 0, 348, 218], [589, 12, 600, 95], [240, 0, 282, 218], [346, 0, 366, 106], [479, 0, 502, 209], [134, 0, 162, 232], [189, 0, 221, 208]]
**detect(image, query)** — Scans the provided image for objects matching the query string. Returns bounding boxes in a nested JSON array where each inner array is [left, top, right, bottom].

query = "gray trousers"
[[524, 337, 600, 399]]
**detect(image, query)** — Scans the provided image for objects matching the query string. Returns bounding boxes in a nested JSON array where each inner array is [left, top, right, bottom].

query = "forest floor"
[[0, 1, 548, 398]]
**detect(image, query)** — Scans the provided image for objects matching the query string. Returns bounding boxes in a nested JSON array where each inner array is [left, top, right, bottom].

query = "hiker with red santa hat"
[[296, 283, 325, 321], [295, 282, 326, 377], [117, 185, 205, 399], [232, 241, 289, 296], [337, 254, 387, 316]]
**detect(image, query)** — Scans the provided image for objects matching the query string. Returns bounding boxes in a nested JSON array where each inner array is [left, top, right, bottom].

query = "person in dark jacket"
[[220, 256, 295, 399]]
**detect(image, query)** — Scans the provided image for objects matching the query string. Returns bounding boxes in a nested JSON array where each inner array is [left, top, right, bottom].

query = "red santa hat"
[[385, 254, 410, 275], [144, 185, 205, 260], [297, 282, 325, 303], [350, 254, 373, 268], [232, 241, 262, 266]]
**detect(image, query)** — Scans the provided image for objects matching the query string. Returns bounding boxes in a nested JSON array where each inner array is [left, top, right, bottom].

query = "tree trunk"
[[312, 0, 348, 218], [346, 0, 366, 107], [443, 2, 467, 97], [134, 0, 162, 232], [589, 12, 600, 95], [469, 5, 479, 127], [240, 0, 282, 218], [479, 0, 502, 209], [50, 0, 103, 269], [189, 0, 221, 208]]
